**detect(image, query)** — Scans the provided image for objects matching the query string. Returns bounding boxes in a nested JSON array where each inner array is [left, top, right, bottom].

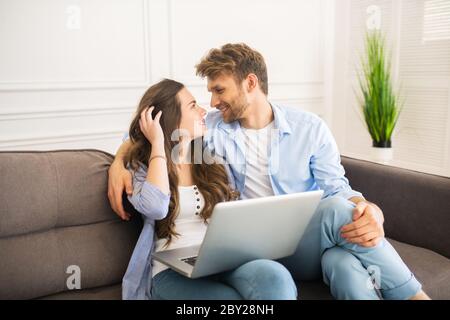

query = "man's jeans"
[[278, 196, 422, 300]]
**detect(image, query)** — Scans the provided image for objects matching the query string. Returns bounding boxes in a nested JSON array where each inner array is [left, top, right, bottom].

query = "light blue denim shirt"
[[121, 102, 362, 299], [203, 102, 363, 200], [121, 164, 170, 300]]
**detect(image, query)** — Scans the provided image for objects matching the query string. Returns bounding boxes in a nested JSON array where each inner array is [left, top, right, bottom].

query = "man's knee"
[[321, 247, 380, 300], [322, 247, 361, 282], [317, 196, 354, 226], [318, 196, 354, 212]]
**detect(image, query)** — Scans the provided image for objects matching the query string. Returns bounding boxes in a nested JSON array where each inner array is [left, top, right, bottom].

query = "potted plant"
[[357, 30, 402, 163]]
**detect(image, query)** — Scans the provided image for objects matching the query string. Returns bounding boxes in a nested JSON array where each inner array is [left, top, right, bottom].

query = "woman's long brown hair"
[[124, 79, 238, 246]]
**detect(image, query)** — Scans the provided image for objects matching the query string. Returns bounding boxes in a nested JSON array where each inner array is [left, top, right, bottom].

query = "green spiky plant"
[[358, 31, 402, 148]]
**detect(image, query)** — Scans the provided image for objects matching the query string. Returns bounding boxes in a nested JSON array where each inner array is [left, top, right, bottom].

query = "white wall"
[[0, 0, 330, 154]]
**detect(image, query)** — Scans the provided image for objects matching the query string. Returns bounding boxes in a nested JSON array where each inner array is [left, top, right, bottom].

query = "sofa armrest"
[[342, 156, 450, 259]]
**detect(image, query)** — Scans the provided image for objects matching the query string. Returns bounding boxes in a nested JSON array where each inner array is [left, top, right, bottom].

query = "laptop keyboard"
[[181, 256, 198, 266]]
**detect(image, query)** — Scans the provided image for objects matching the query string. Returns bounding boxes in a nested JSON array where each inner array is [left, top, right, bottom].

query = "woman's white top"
[[151, 185, 206, 278]]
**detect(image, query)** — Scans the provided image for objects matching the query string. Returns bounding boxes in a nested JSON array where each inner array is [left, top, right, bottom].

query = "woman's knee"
[[244, 259, 292, 278], [234, 259, 298, 299], [152, 270, 242, 300]]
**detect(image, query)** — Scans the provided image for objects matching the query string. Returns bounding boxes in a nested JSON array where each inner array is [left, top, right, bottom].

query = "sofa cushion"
[[0, 150, 141, 300], [0, 150, 123, 238]]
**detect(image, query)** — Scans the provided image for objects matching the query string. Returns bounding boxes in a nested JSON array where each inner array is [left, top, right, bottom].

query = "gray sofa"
[[0, 150, 449, 300]]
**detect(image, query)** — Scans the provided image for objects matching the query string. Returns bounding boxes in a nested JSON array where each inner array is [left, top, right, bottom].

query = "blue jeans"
[[152, 196, 422, 300], [151, 259, 298, 300], [278, 196, 422, 300]]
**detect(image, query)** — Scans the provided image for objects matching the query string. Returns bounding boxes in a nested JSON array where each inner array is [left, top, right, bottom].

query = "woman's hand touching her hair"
[[140, 106, 164, 148]]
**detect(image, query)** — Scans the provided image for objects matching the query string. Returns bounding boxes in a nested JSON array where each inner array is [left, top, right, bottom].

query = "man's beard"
[[223, 94, 249, 123]]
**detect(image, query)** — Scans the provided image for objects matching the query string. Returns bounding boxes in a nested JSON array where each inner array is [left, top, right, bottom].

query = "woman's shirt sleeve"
[[127, 164, 171, 220]]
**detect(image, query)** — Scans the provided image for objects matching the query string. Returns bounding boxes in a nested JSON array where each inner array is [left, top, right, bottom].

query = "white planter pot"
[[371, 147, 393, 164]]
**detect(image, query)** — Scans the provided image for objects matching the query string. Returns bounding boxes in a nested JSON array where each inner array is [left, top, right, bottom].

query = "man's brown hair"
[[195, 43, 268, 95]]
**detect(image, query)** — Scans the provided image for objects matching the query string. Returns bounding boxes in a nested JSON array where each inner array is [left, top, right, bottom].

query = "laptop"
[[152, 190, 323, 278]]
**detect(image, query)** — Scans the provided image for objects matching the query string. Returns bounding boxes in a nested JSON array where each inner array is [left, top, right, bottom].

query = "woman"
[[121, 79, 297, 300]]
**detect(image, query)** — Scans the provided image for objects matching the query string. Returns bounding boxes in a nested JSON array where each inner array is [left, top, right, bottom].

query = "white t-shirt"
[[241, 121, 275, 199], [152, 185, 206, 277]]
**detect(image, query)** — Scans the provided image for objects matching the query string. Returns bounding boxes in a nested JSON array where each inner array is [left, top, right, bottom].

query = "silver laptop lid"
[[190, 190, 323, 278]]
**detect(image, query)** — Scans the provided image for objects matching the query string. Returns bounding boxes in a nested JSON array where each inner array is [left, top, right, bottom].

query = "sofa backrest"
[[0, 150, 141, 299], [342, 156, 450, 259]]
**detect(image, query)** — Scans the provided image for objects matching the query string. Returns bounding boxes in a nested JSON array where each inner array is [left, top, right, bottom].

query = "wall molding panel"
[[0, 0, 329, 154]]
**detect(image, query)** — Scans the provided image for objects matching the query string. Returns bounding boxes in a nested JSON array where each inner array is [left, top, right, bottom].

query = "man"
[[109, 43, 429, 300]]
